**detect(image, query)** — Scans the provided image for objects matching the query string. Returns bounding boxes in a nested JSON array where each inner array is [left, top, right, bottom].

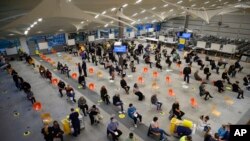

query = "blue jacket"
[[127, 106, 136, 119]]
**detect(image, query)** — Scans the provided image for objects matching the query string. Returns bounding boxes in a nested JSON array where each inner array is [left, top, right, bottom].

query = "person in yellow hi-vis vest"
[[180, 135, 192, 141]]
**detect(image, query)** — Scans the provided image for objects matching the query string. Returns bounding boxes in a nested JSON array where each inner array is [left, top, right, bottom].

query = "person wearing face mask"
[[107, 117, 123, 141]]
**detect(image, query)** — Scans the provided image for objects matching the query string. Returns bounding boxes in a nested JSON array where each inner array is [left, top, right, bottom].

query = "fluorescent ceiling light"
[[191, 4, 196, 7], [30, 24, 34, 28], [95, 14, 99, 19], [144, 17, 148, 19], [38, 18, 43, 22], [111, 8, 116, 11], [169, 9, 173, 12], [122, 4, 128, 8], [104, 24, 108, 27], [151, 7, 156, 10], [27, 27, 31, 31], [177, 1, 183, 4], [140, 10, 145, 13], [163, 4, 168, 7], [132, 13, 138, 17], [37, 31, 42, 34], [68, 0, 71, 2], [33, 21, 38, 25], [224, 2, 228, 4], [59, 29, 64, 31], [181, 11, 185, 14], [204, 1, 210, 4], [24, 31, 28, 35], [135, 0, 142, 4], [9, 33, 14, 36], [161, 12, 165, 15], [81, 21, 84, 24], [137, 19, 141, 22], [101, 11, 106, 15], [110, 21, 114, 24], [152, 20, 156, 23], [131, 21, 136, 25], [211, 4, 216, 7]]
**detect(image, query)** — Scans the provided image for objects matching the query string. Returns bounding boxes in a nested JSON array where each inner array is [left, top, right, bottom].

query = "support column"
[[19, 37, 30, 55], [118, 8, 124, 39], [184, 14, 190, 32], [64, 33, 69, 44]]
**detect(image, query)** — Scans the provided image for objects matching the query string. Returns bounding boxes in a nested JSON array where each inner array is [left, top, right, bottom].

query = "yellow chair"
[[61, 118, 71, 135]]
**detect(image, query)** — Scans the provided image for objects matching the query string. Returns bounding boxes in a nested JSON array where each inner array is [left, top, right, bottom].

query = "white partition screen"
[[130, 32, 135, 38], [38, 42, 49, 50], [159, 36, 165, 42], [6, 47, 18, 55], [109, 34, 115, 39], [67, 39, 75, 46], [88, 36, 95, 42], [196, 41, 206, 48]]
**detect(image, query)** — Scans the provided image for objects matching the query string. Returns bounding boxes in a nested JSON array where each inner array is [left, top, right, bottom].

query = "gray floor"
[[0, 48, 250, 141]]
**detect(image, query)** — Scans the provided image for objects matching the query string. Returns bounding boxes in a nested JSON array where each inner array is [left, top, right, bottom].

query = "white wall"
[[161, 14, 250, 39], [19, 37, 30, 55]]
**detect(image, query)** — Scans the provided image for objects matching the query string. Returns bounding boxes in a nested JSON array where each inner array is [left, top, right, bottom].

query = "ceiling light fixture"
[[177, 1, 183, 4], [110, 21, 114, 24], [24, 31, 28, 35], [27, 27, 31, 31], [163, 4, 168, 7], [204, 1, 210, 4], [81, 21, 84, 24], [152, 20, 156, 23], [224, 2, 228, 4], [140, 10, 145, 13], [33, 21, 38, 25], [122, 4, 128, 8], [38, 18, 43, 22], [101, 11, 106, 15], [9, 33, 14, 36], [131, 21, 136, 25], [132, 13, 138, 17], [111, 8, 116, 11], [151, 7, 156, 10], [144, 17, 148, 19], [30, 24, 34, 28], [68, 0, 71, 2], [191, 4, 196, 7], [211, 4, 216, 7], [104, 24, 109, 27], [95, 14, 99, 19], [169, 9, 173, 12], [135, 0, 142, 4], [59, 29, 64, 31]]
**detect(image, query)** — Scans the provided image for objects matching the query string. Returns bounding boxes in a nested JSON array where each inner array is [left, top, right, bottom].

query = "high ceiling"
[[0, 0, 249, 38]]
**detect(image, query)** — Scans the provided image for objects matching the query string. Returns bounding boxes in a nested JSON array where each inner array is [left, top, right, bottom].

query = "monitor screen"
[[181, 33, 192, 39], [113, 45, 127, 53]]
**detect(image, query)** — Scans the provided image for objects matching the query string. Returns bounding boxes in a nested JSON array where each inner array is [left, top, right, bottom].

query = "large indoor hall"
[[0, 0, 250, 141]]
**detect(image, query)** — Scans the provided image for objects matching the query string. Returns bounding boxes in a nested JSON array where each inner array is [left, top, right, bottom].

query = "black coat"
[[120, 79, 127, 88], [183, 67, 191, 75]]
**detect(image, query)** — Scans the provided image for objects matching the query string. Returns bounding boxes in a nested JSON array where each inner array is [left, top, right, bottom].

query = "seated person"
[[65, 85, 76, 102], [156, 60, 163, 70], [129, 61, 136, 72], [145, 56, 152, 68], [149, 116, 170, 140], [22, 81, 31, 93], [232, 81, 244, 99], [217, 125, 228, 140], [150, 94, 162, 111], [228, 64, 236, 77], [199, 82, 213, 100], [222, 70, 231, 84], [100, 86, 110, 105], [214, 80, 224, 93], [133, 83, 144, 101], [39, 65, 46, 78], [45, 69, 52, 82], [194, 70, 202, 81], [175, 125, 192, 137], [197, 115, 210, 132], [210, 60, 219, 74], [88, 105, 101, 125], [57, 61, 63, 71], [57, 80, 65, 97], [172, 101, 185, 120], [112, 94, 124, 113], [234, 60, 243, 72], [127, 103, 142, 127], [78, 75, 86, 89], [243, 75, 250, 90], [120, 77, 130, 94], [107, 117, 122, 141], [197, 59, 205, 70]]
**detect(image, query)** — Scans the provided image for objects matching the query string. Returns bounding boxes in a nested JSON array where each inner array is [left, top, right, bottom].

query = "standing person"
[[172, 101, 185, 120], [45, 69, 52, 83], [51, 121, 64, 141], [112, 94, 124, 113], [210, 60, 219, 74], [22, 81, 31, 93], [232, 81, 244, 99], [151, 94, 163, 111], [77, 63, 82, 76], [199, 82, 213, 100], [107, 117, 123, 141], [183, 64, 191, 84], [41, 123, 53, 141], [204, 65, 211, 80], [12, 73, 20, 89], [120, 77, 130, 94], [26, 90, 36, 104], [127, 103, 142, 127], [82, 60, 87, 77], [69, 108, 80, 137], [194, 70, 202, 81], [234, 60, 243, 72], [150, 116, 170, 141], [100, 86, 110, 105], [57, 80, 65, 97], [78, 96, 89, 116]]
